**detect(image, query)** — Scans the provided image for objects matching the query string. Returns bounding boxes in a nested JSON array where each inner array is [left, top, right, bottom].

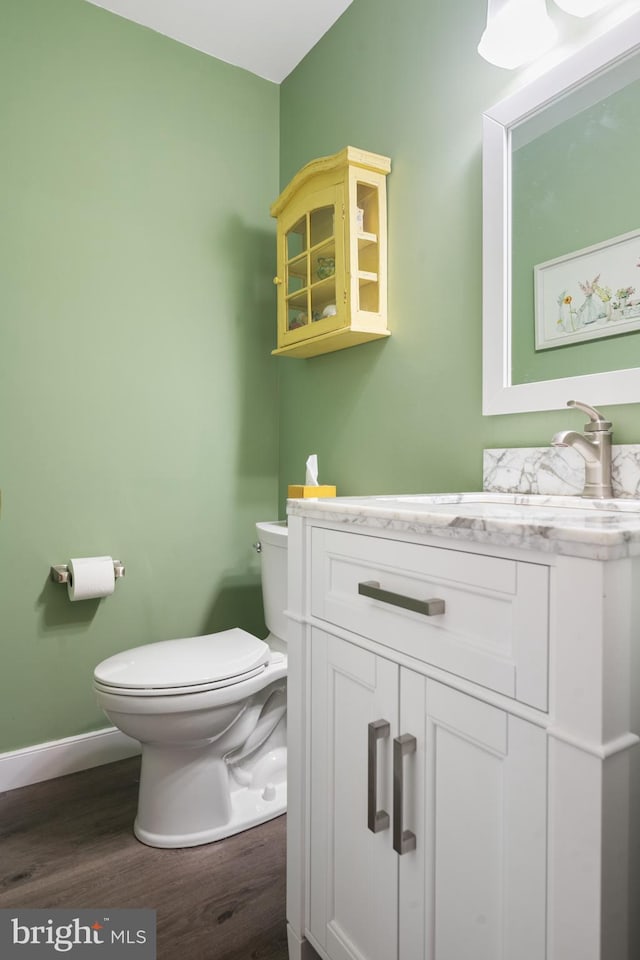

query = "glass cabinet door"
[[280, 185, 345, 345]]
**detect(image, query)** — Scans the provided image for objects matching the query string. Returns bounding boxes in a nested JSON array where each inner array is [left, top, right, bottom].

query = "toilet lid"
[[93, 628, 270, 691]]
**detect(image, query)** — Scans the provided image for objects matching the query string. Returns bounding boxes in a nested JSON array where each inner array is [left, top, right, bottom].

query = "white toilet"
[[93, 520, 288, 848]]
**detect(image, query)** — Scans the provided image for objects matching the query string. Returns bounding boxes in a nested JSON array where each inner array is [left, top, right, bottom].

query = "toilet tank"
[[256, 521, 288, 645]]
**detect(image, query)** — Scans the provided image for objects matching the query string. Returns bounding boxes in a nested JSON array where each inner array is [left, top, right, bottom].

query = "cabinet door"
[[399, 673, 547, 960], [277, 184, 347, 349], [309, 629, 399, 960]]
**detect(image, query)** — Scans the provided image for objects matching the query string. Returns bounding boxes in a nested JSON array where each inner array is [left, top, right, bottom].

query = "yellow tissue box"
[[288, 484, 337, 499]]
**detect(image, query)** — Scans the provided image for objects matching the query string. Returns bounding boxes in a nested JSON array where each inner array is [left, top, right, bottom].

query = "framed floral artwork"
[[534, 227, 640, 350]]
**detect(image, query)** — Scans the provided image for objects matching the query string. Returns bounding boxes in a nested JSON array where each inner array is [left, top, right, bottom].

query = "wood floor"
[[0, 756, 289, 959]]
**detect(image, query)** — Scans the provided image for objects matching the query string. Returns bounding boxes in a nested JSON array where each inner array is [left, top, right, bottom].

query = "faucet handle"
[[567, 400, 612, 432]]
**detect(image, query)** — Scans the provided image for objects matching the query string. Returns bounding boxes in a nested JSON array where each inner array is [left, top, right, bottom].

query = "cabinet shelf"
[[310, 275, 335, 293], [286, 289, 308, 310], [311, 238, 336, 256], [357, 231, 378, 248], [287, 255, 308, 280], [271, 146, 390, 358]]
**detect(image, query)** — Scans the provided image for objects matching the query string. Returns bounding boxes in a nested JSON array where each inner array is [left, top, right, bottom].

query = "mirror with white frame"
[[482, 10, 640, 415]]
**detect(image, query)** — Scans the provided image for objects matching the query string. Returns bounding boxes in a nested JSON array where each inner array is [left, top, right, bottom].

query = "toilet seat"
[[93, 628, 270, 698]]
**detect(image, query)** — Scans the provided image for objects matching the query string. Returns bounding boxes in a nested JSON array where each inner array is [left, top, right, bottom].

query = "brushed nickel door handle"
[[393, 734, 417, 855], [358, 580, 445, 617], [368, 719, 390, 833]]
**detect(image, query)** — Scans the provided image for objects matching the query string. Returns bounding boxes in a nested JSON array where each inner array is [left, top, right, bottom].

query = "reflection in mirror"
[[512, 57, 640, 385], [482, 11, 640, 414]]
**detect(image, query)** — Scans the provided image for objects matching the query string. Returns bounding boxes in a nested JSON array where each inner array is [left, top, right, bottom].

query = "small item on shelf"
[[356, 206, 364, 232], [316, 257, 335, 280], [322, 304, 337, 318]]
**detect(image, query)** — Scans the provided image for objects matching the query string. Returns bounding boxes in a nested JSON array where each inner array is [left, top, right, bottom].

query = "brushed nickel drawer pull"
[[368, 719, 390, 833], [393, 734, 417, 855], [358, 580, 445, 617]]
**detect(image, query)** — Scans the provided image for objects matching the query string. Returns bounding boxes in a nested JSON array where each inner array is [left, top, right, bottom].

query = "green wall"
[[277, 0, 640, 512], [0, 0, 279, 751]]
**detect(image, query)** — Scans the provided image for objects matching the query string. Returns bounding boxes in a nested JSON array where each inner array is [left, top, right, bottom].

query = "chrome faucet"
[[551, 400, 613, 499]]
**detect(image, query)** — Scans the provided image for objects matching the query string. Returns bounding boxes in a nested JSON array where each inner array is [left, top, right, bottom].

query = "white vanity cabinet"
[[285, 500, 640, 960], [308, 630, 547, 960]]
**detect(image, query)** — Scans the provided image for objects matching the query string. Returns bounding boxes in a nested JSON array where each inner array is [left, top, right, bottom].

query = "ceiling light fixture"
[[478, 0, 558, 69], [553, 0, 615, 16]]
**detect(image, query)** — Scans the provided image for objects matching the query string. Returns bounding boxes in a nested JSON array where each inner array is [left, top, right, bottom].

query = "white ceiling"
[[86, 0, 354, 83]]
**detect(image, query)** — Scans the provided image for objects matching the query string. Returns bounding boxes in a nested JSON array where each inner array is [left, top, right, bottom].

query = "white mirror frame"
[[482, 10, 640, 415]]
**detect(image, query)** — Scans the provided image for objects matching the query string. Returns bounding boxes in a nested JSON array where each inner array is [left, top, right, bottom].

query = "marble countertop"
[[287, 492, 640, 560]]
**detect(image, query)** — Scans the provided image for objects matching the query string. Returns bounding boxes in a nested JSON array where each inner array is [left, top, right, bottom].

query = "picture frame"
[[534, 227, 640, 351]]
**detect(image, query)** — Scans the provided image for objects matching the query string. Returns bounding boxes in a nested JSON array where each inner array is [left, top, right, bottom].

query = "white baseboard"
[[0, 727, 141, 793]]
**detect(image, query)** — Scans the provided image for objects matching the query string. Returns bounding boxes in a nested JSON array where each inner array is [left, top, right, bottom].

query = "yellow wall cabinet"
[[270, 146, 391, 358]]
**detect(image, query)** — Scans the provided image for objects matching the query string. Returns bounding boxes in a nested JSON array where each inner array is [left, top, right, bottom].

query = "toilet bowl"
[[93, 520, 288, 848]]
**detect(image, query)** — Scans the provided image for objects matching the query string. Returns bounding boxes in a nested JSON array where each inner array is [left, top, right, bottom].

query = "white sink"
[[372, 492, 640, 520]]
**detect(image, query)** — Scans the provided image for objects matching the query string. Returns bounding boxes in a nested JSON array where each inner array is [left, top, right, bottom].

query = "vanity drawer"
[[310, 527, 549, 710]]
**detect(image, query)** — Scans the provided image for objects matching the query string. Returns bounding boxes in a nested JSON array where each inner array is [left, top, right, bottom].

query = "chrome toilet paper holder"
[[50, 560, 126, 584]]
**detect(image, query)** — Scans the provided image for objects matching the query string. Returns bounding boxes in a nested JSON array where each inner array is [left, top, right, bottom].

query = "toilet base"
[[133, 738, 287, 849], [134, 778, 286, 848]]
